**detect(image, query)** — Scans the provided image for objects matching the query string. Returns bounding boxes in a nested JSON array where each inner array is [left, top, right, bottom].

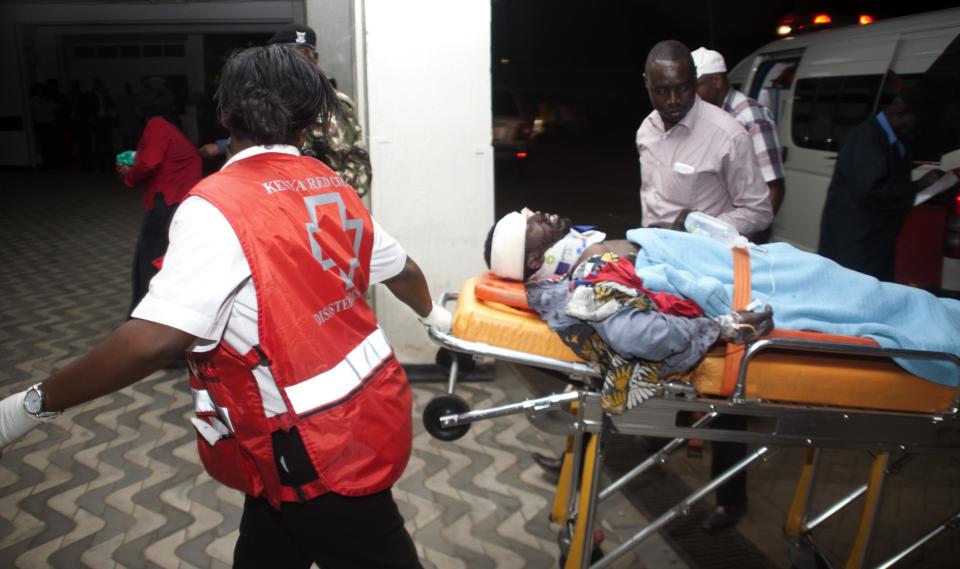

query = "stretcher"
[[422, 270, 960, 569]]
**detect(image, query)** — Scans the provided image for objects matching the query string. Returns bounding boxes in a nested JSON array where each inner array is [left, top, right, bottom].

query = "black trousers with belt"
[[233, 489, 423, 569], [130, 194, 177, 315]]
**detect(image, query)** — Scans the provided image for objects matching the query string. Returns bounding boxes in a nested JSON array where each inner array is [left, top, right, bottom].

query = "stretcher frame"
[[425, 290, 960, 569]]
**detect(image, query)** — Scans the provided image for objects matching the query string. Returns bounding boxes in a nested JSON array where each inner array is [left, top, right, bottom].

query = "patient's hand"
[[716, 305, 774, 344], [671, 209, 695, 231]]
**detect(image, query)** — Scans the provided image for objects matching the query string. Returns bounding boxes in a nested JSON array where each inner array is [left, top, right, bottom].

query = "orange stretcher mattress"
[[452, 276, 956, 414]]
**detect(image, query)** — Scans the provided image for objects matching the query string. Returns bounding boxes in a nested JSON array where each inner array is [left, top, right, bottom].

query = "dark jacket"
[[818, 116, 916, 281]]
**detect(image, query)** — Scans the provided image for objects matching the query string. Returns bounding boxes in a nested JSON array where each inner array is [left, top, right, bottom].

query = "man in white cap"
[[692, 47, 786, 240]]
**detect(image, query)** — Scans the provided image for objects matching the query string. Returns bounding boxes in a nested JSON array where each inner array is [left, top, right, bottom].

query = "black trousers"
[[233, 489, 423, 569], [709, 414, 749, 507], [130, 195, 177, 315]]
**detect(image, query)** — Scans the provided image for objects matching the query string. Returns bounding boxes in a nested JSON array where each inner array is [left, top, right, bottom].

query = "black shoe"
[[531, 452, 563, 476], [701, 502, 747, 533]]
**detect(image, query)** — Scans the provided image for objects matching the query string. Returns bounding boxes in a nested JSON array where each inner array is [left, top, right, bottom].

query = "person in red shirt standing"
[[116, 77, 202, 314]]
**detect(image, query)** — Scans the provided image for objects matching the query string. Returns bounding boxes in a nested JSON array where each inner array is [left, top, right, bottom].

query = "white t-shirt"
[[132, 145, 405, 414]]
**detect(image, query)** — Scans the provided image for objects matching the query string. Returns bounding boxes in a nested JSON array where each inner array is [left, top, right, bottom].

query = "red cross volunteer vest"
[[186, 152, 412, 508]]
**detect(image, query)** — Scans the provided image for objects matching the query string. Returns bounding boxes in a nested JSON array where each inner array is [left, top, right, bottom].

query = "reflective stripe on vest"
[[193, 388, 217, 413], [192, 388, 235, 432], [284, 327, 392, 415], [191, 416, 233, 446]]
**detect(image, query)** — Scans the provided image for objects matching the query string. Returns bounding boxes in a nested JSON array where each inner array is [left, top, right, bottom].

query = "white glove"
[[419, 303, 452, 333], [0, 391, 47, 450]]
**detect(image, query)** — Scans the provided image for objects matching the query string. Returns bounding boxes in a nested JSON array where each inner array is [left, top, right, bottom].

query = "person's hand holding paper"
[[914, 170, 959, 206]]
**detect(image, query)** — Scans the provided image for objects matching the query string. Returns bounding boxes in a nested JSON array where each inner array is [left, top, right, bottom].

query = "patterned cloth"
[[562, 255, 666, 414], [526, 253, 720, 414], [304, 90, 372, 197], [723, 88, 784, 184], [581, 255, 704, 318]]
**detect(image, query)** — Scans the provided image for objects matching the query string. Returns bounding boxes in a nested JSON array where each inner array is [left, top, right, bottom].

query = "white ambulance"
[[728, 8, 960, 293]]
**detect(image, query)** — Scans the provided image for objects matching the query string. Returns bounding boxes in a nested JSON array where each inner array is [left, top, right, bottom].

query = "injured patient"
[[485, 209, 773, 412], [485, 209, 960, 407]]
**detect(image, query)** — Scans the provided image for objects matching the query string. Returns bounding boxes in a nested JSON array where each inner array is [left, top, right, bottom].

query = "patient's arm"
[[574, 240, 639, 269], [591, 309, 720, 377]]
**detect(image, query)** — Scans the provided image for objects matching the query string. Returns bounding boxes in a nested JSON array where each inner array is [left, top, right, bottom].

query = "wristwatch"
[[22, 383, 61, 420]]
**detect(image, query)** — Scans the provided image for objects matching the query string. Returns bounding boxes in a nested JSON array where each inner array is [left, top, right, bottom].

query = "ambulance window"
[[749, 59, 799, 123], [834, 76, 882, 144], [792, 74, 882, 151], [877, 71, 922, 108]]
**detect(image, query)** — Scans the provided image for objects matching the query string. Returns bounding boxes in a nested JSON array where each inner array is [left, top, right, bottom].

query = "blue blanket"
[[625, 228, 960, 386]]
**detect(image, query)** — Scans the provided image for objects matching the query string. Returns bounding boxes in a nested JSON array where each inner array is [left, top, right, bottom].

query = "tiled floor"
[[2, 170, 958, 569], [667, 438, 960, 568]]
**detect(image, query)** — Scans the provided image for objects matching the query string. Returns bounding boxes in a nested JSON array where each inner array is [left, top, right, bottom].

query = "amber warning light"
[[812, 13, 832, 25]]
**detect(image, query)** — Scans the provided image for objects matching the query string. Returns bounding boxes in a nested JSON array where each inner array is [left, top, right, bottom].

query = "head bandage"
[[691, 47, 726, 78], [490, 211, 528, 281]]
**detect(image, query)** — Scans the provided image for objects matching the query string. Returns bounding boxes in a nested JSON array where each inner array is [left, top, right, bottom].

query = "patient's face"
[[524, 210, 570, 277]]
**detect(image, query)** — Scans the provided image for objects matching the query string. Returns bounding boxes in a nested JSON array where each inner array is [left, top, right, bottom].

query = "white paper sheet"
[[914, 171, 958, 206]]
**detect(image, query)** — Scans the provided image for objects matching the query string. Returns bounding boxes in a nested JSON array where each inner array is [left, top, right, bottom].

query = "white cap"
[[490, 211, 528, 281], [691, 47, 726, 79]]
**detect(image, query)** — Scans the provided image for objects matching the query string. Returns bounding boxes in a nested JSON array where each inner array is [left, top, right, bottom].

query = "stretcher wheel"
[[422, 395, 471, 441], [435, 348, 476, 377]]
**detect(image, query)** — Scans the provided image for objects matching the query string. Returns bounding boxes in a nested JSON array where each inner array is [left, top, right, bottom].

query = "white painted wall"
[[362, 0, 494, 363]]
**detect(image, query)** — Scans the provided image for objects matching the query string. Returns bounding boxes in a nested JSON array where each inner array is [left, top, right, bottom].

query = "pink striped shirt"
[[635, 96, 773, 235]]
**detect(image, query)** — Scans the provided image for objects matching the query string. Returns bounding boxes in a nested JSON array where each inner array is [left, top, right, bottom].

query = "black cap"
[[899, 85, 932, 123], [268, 24, 317, 49]]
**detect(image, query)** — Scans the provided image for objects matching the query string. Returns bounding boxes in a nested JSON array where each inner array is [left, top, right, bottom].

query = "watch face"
[[24, 388, 43, 415]]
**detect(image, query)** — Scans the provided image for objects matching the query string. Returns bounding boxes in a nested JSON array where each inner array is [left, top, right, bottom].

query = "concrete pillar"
[[361, 0, 494, 364], [304, 0, 356, 100]]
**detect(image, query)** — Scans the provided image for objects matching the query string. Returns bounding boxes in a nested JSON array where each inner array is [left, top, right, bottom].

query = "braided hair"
[[215, 44, 338, 146]]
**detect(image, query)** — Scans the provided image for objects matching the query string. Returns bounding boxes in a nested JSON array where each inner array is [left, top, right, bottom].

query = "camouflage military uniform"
[[302, 90, 372, 197]]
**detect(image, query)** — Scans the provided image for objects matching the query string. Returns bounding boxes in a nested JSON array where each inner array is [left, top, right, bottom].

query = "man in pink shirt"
[[636, 40, 773, 236], [634, 40, 772, 534]]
